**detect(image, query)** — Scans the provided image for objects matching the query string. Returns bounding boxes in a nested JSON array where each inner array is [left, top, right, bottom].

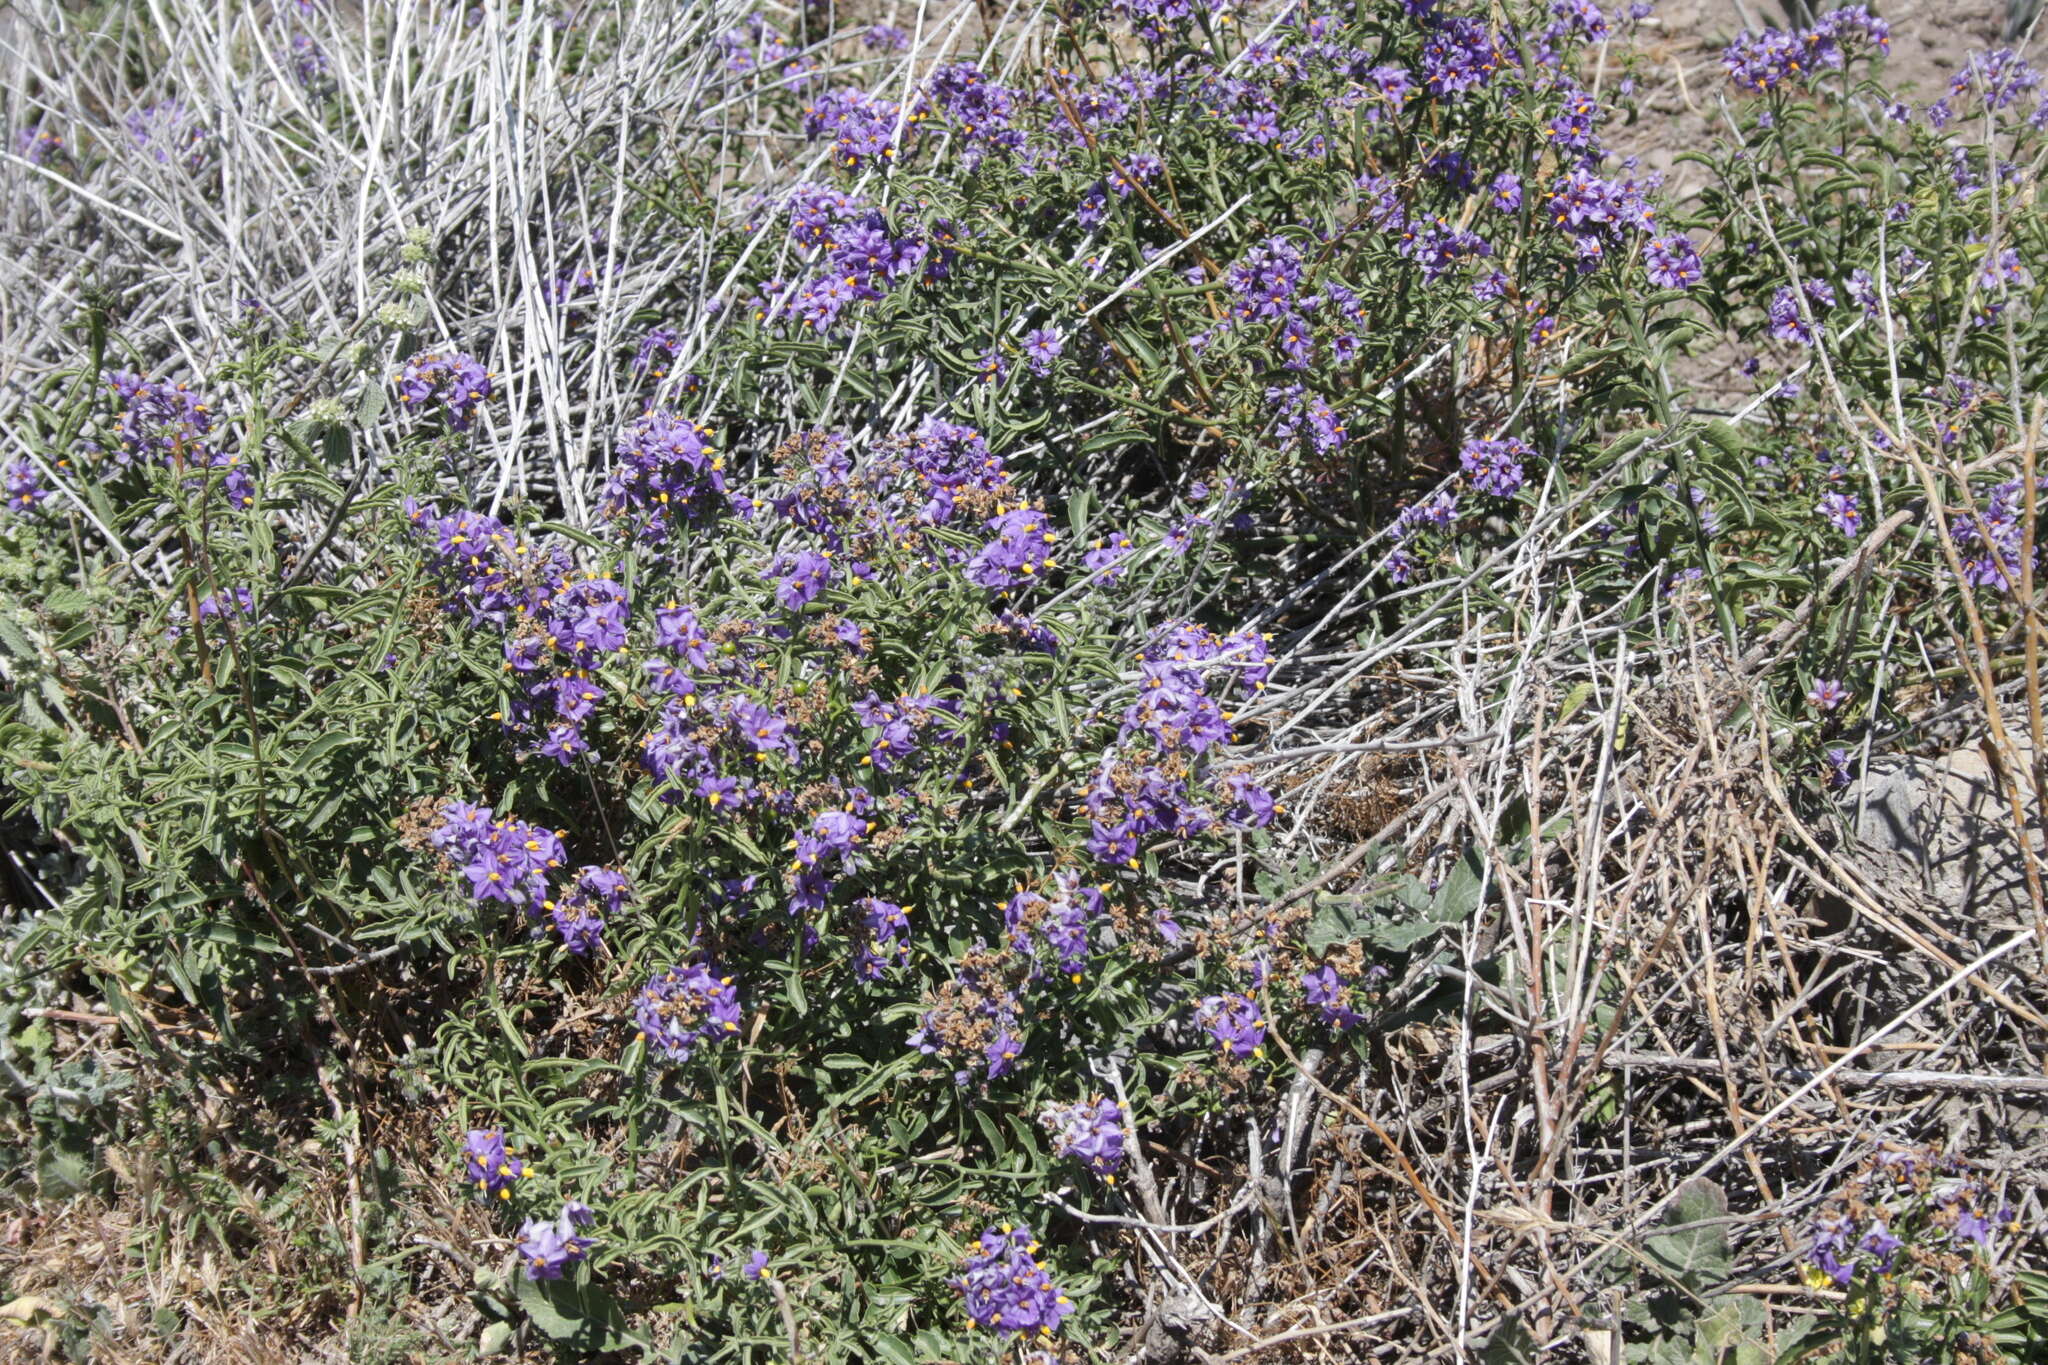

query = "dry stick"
[[1893, 433, 2048, 961], [2023, 404, 2048, 897], [1264, 1026, 1516, 1312], [1754, 750, 2048, 1033], [1601, 1052, 2048, 1096], [1213, 1306, 1418, 1361], [1559, 928, 2036, 1292], [763, 1278, 804, 1364]]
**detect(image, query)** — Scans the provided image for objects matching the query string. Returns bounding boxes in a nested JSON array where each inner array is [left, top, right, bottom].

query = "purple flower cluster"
[[1268, 384, 1348, 458], [108, 371, 213, 465], [1005, 873, 1108, 982], [517, 1201, 596, 1281], [635, 963, 743, 1062], [1195, 991, 1265, 1058], [126, 100, 207, 168], [966, 504, 1060, 589], [1040, 1096, 1125, 1180], [1227, 236, 1304, 320], [402, 499, 571, 629], [761, 185, 938, 332], [852, 689, 963, 775], [1420, 16, 1507, 99], [952, 1226, 1073, 1338], [4, 458, 48, 514], [1642, 234, 1703, 290], [1543, 166, 1658, 268], [804, 87, 908, 169], [604, 409, 736, 542], [1722, 7, 1890, 93], [632, 326, 685, 381], [462, 1127, 530, 1199], [1385, 490, 1459, 583], [1779, 279, 1834, 347], [1950, 478, 2040, 589], [102, 371, 256, 508], [1460, 436, 1533, 498], [1948, 48, 2042, 115], [924, 63, 1030, 169], [1082, 623, 1274, 869], [1805, 1145, 2012, 1289], [854, 896, 909, 980], [394, 351, 492, 430], [429, 801, 627, 955], [1301, 965, 1367, 1029]]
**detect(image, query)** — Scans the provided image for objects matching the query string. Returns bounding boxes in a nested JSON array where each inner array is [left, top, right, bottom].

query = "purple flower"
[[1021, 328, 1064, 376], [1643, 234, 1703, 289], [548, 895, 605, 955], [15, 123, 61, 165], [1227, 236, 1304, 319], [462, 1128, 528, 1198], [1950, 478, 2031, 589], [4, 458, 48, 514], [1807, 679, 1849, 711], [1301, 966, 1365, 1028], [1817, 491, 1861, 537], [635, 963, 743, 1062], [966, 506, 1059, 589], [395, 351, 492, 429], [802, 87, 908, 170], [1040, 1097, 1126, 1180], [1489, 172, 1523, 213], [517, 1203, 597, 1281], [1767, 286, 1818, 346], [1421, 16, 1506, 99], [1083, 532, 1134, 584], [1824, 747, 1853, 789], [126, 100, 206, 168], [774, 548, 836, 609], [1460, 436, 1532, 498], [855, 896, 909, 980], [606, 409, 730, 540], [1195, 992, 1265, 1059], [1224, 773, 1277, 828], [742, 1249, 772, 1280], [952, 1226, 1073, 1337], [1857, 1223, 1902, 1271]]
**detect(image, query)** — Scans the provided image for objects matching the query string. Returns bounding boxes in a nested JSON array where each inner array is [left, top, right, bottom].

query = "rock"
[[1849, 728, 2042, 923]]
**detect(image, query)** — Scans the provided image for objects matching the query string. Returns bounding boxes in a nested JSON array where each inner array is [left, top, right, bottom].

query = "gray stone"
[[1849, 728, 2042, 923]]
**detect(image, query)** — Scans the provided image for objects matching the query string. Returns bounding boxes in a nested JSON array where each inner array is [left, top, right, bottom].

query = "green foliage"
[[3, 0, 2046, 1359]]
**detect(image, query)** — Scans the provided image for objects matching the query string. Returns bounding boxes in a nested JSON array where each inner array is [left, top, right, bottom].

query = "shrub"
[[3, 0, 2047, 1360]]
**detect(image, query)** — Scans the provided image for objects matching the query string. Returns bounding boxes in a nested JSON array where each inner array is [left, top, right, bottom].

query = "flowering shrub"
[[3, 0, 2047, 1360]]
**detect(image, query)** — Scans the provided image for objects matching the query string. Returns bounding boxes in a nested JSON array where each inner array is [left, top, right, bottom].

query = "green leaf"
[[34, 1116, 101, 1198], [1643, 1178, 1732, 1289], [289, 730, 363, 777], [1479, 1311, 1539, 1365], [1557, 681, 1597, 725], [515, 1271, 629, 1349]]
